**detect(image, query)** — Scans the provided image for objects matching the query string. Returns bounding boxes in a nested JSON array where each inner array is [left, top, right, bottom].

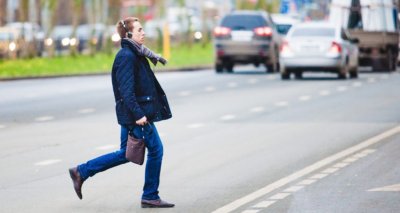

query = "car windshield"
[[0, 32, 12, 41], [221, 15, 267, 30], [291, 28, 335, 37]]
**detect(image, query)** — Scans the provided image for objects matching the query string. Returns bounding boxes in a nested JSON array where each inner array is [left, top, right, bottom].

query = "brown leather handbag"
[[125, 135, 146, 165]]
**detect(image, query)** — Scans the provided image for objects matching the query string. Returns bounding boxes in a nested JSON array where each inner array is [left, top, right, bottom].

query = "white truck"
[[330, 0, 399, 71]]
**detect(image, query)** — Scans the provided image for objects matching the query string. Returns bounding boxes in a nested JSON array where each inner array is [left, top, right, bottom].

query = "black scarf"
[[123, 38, 167, 66]]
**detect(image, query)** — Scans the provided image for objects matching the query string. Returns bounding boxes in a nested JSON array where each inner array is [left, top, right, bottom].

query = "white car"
[[279, 22, 359, 79]]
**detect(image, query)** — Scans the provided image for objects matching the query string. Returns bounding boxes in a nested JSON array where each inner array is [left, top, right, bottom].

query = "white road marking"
[[241, 210, 260, 213], [187, 123, 205, 129], [247, 79, 259, 84], [298, 179, 317, 185], [360, 149, 376, 154], [368, 184, 400, 192], [275, 101, 289, 107], [267, 76, 276, 80], [78, 108, 96, 114], [96, 145, 118, 150], [352, 82, 363, 87], [332, 162, 350, 168], [179, 91, 191, 96], [299, 95, 311, 101], [310, 173, 328, 179], [212, 125, 400, 213], [34, 159, 62, 166], [367, 78, 376, 83], [337, 86, 348, 92], [253, 200, 276, 208], [343, 157, 358, 163], [0, 125, 5, 129], [380, 75, 389, 80], [321, 167, 339, 174], [220, 114, 236, 121], [270, 193, 290, 200], [283, 185, 304, 192], [250, 106, 265, 113], [35, 116, 54, 122], [319, 90, 331, 96], [228, 82, 238, 88], [205, 86, 216, 92]]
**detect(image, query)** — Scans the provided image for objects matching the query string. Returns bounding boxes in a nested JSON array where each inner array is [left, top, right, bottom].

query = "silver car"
[[279, 22, 359, 79], [213, 10, 281, 73]]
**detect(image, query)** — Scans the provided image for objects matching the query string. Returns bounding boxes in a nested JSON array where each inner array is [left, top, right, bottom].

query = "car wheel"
[[294, 71, 303, 79], [281, 68, 290, 80], [266, 63, 277, 73], [349, 67, 358, 78], [338, 68, 347, 79], [226, 63, 234, 73], [215, 63, 223, 73]]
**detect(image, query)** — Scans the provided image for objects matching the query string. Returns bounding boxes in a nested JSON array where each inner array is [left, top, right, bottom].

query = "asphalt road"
[[0, 66, 399, 213]]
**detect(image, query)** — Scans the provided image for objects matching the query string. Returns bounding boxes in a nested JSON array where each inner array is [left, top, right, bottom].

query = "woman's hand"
[[136, 116, 148, 126]]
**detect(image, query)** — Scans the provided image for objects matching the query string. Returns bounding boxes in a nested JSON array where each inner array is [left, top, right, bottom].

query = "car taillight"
[[214, 26, 231, 37], [329, 41, 342, 53], [280, 41, 290, 53], [254, 27, 272, 37]]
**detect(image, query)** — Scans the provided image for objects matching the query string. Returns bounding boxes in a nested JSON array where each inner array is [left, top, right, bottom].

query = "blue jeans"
[[77, 123, 164, 200]]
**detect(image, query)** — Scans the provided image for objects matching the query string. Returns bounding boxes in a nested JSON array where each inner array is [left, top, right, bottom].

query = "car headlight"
[[194, 31, 202, 40], [70, 38, 77, 46], [9, 42, 16, 51], [61, 37, 70, 46], [111, 33, 121, 42], [45, 38, 53, 46]]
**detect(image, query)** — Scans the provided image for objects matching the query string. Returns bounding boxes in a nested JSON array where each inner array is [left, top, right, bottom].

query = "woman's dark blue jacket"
[[111, 39, 172, 125]]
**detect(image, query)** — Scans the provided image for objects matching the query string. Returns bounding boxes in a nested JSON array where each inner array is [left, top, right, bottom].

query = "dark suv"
[[213, 10, 281, 73]]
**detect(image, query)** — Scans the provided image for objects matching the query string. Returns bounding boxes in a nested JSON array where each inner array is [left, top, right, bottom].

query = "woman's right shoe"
[[141, 199, 175, 208], [68, 167, 84, 200]]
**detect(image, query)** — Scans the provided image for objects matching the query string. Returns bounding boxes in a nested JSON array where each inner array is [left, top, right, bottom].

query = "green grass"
[[0, 43, 214, 79]]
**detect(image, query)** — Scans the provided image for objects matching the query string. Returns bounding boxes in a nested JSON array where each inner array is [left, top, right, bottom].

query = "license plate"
[[231, 31, 253, 42]]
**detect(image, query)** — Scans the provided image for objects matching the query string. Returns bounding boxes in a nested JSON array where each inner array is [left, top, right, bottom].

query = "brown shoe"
[[141, 199, 175, 208], [68, 167, 84, 200]]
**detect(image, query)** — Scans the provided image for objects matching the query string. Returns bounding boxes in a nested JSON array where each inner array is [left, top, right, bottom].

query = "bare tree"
[[70, 0, 83, 56], [42, 0, 59, 57]]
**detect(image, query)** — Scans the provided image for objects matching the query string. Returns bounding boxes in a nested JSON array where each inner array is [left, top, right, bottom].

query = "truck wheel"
[[294, 71, 303, 79], [215, 63, 223, 73], [338, 66, 347, 79], [349, 68, 358, 78], [281, 68, 290, 80], [226, 63, 234, 73]]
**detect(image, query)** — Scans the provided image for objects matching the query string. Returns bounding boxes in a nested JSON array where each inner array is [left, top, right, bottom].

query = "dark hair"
[[116, 17, 139, 38]]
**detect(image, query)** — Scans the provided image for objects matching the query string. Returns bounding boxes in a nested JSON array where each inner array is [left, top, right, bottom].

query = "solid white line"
[[212, 125, 400, 213], [310, 173, 329, 179], [96, 145, 118, 150], [220, 114, 236, 121], [252, 200, 276, 208], [321, 167, 339, 174], [298, 179, 318, 185], [35, 116, 54, 122], [360, 149, 376, 154], [250, 107, 265, 113], [283, 185, 304, 192], [269, 193, 290, 200], [187, 123, 205, 129], [78, 108, 96, 114], [342, 157, 359, 163], [275, 101, 289, 107], [332, 162, 349, 168], [34, 159, 62, 166], [319, 90, 331, 96], [299, 96, 311, 101], [241, 210, 260, 213]]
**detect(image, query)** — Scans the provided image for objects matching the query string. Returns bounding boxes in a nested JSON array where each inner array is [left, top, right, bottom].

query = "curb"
[[0, 65, 213, 81]]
